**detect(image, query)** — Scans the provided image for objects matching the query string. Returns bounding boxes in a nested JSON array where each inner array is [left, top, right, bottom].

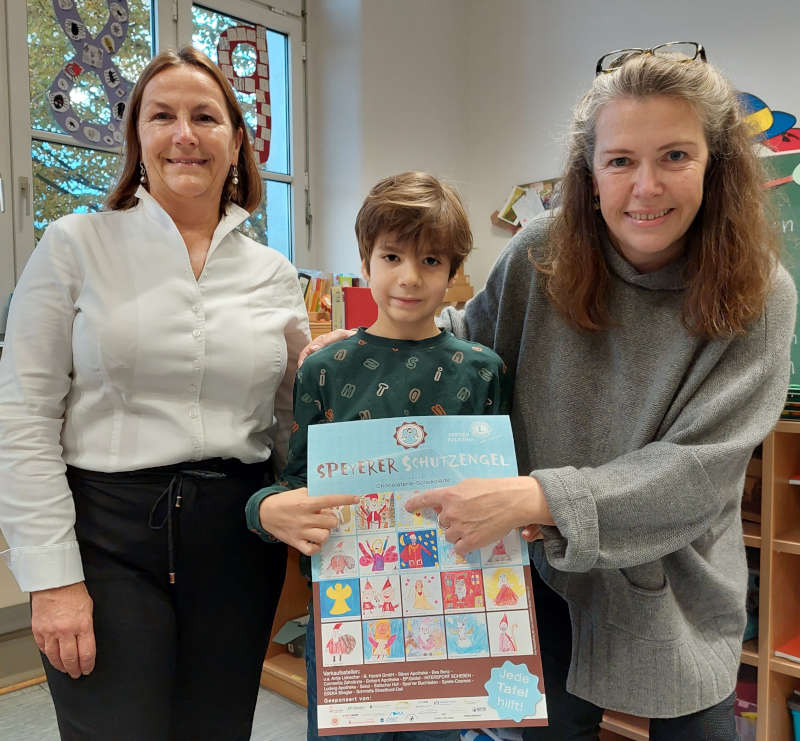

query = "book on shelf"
[[774, 633, 800, 663], [330, 286, 378, 329], [300, 271, 333, 315], [297, 271, 311, 299], [331, 285, 345, 330], [333, 272, 362, 287]]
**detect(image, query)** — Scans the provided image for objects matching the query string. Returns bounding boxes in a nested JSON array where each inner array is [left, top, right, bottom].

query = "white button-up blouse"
[[0, 187, 311, 592]]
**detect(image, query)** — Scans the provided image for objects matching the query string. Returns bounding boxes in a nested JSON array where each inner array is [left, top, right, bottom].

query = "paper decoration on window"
[[48, 0, 134, 148], [216, 24, 271, 164]]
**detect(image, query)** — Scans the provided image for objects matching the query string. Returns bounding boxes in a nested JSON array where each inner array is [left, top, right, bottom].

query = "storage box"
[[272, 615, 309, 659], [734, 698, 757, 741], [788, 689, 800, 741]]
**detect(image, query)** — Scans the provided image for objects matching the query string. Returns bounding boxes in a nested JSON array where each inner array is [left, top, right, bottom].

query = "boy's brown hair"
[[355, 171, 472, 279]]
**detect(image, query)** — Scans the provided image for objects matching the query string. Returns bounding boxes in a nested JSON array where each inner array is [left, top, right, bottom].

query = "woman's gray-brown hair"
[[105, 47, 262, 218], [541, 52, 779, 338]]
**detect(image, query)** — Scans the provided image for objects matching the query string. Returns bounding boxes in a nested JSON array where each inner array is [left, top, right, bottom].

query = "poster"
[[496, 179, 561, 227], [309, 415, 547, 735]]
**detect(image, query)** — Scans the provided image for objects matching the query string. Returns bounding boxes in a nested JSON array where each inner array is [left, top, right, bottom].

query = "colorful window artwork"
[[26, 0, 151, 242], [192, 4, 293, 259], [18, 1, 296, 260]]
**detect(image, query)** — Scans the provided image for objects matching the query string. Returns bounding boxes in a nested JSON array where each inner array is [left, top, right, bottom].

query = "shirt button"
[[193, 329, 202, 339], [188, 384, 197, 392], [192, 304, 201, 313], [189, 407, 199, 419]]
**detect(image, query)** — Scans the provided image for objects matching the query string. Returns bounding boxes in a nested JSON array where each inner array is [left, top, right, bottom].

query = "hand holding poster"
[[309, 415, 548, 735]]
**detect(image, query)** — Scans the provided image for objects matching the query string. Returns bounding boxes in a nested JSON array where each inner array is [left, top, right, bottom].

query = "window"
[[191, 3, 294, 257], [0, 0, 306, 325]]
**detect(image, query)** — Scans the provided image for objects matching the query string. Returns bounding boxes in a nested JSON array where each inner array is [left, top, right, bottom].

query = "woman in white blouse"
[[0, 48, 343, 741]]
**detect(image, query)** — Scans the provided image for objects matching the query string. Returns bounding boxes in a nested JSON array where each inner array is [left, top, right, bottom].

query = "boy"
[[245, 171, 511, 741]]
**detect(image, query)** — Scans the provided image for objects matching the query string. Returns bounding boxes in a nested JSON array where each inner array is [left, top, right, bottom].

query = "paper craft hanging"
[[216, 24, 272, 164], [48, 0, 134, 148]]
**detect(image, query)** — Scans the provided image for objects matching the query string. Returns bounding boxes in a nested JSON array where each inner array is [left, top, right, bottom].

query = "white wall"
[[308, 0, 800, 287], [306, 0, 468, 275]]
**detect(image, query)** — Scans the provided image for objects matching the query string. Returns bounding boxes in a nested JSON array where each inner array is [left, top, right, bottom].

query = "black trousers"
[[43, 459, 287, 741], [523, 567, 738, 741]]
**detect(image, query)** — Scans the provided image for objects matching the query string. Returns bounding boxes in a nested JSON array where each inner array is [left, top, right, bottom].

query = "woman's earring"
[[139, 162, 147, 184], [592, 194, 601, 211], [230, 164, 239, 185]]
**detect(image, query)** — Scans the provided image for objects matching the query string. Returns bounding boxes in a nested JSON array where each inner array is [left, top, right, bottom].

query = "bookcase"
[[757, 421, 800, 741], [601, 422, 800, 741], [260, 548, 311, 707]]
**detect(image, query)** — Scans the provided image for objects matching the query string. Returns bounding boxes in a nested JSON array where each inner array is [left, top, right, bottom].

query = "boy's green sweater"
[[245, 328, 512, 577]]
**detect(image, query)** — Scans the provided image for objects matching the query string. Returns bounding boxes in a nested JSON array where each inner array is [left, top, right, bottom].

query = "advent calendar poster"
[[309, 415, 548, 735]]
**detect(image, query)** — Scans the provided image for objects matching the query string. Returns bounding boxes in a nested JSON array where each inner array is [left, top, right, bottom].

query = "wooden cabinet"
[[758, 421, 800, 741], [260, 547, 311, 707]]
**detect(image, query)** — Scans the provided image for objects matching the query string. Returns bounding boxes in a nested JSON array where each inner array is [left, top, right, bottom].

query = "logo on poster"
[[484, 660, 544, 722], [394, 421, 427, 450]]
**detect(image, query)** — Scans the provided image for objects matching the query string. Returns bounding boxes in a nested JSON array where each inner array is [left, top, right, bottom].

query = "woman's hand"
[[297, 329, 356, 367], [405, 476, 553, 555], [259, 488, 360, 555], [521, 525, 544, 542], [31, 582, 96, 679]]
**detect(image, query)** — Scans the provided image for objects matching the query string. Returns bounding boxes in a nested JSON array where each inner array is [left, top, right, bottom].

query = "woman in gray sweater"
[[403, 46, 796, 739]]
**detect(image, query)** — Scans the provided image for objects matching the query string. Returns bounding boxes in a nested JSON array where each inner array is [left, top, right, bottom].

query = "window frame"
[[182, 0, 307, 261], [1, 0, 307, 291], [0, 0, 15, 332]]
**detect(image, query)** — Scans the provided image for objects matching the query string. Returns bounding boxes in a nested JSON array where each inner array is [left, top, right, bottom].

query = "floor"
[[0, 681, 307, 740]]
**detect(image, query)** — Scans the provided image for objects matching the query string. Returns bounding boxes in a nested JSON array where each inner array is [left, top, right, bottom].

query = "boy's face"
[[362, 233, 454, 341]]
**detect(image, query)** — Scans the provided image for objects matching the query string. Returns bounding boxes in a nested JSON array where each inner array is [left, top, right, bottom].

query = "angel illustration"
[[325, 583, 353, 615], [359, 537, 398, 572], [361, 579, 378, 612], [487, 538, 511, 563], [493, 571, 520, 606], [454, 616, 475, 648], [405, 617, 444, 658], [333, 504, 354, 533], [367, 619, 397, 660], [497, 613, 518, 653], [359, 493, 389, 530], [326, 540, 355, 575], [326, 623, 357, 663], [379, 578, 399, 614], [412, 578, 434, 610], [399, 531, 432, 568]]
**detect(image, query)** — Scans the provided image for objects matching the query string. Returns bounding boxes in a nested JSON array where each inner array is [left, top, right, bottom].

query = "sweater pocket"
[[620, 562, 667, 593], [605, 566, 684, 642]]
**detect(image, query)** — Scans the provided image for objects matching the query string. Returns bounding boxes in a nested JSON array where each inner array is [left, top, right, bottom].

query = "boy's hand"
[[259, 488, 360, 556], [298, 329, 356, 367]]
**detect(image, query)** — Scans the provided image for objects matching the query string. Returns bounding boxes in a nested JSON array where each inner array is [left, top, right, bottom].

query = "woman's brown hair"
[[106, 47, 263, 218], [542, 52, 779, 338]]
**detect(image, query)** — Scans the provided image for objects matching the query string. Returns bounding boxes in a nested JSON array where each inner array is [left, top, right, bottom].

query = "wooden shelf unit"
[[759, 421, 800, 741], [261, 426, 800, 740], [260, 547, 311, 707], [604, 424, 800, 740]]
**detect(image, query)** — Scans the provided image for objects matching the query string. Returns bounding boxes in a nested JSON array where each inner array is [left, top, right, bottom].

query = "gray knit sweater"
[[439, 214, 796, 717]]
